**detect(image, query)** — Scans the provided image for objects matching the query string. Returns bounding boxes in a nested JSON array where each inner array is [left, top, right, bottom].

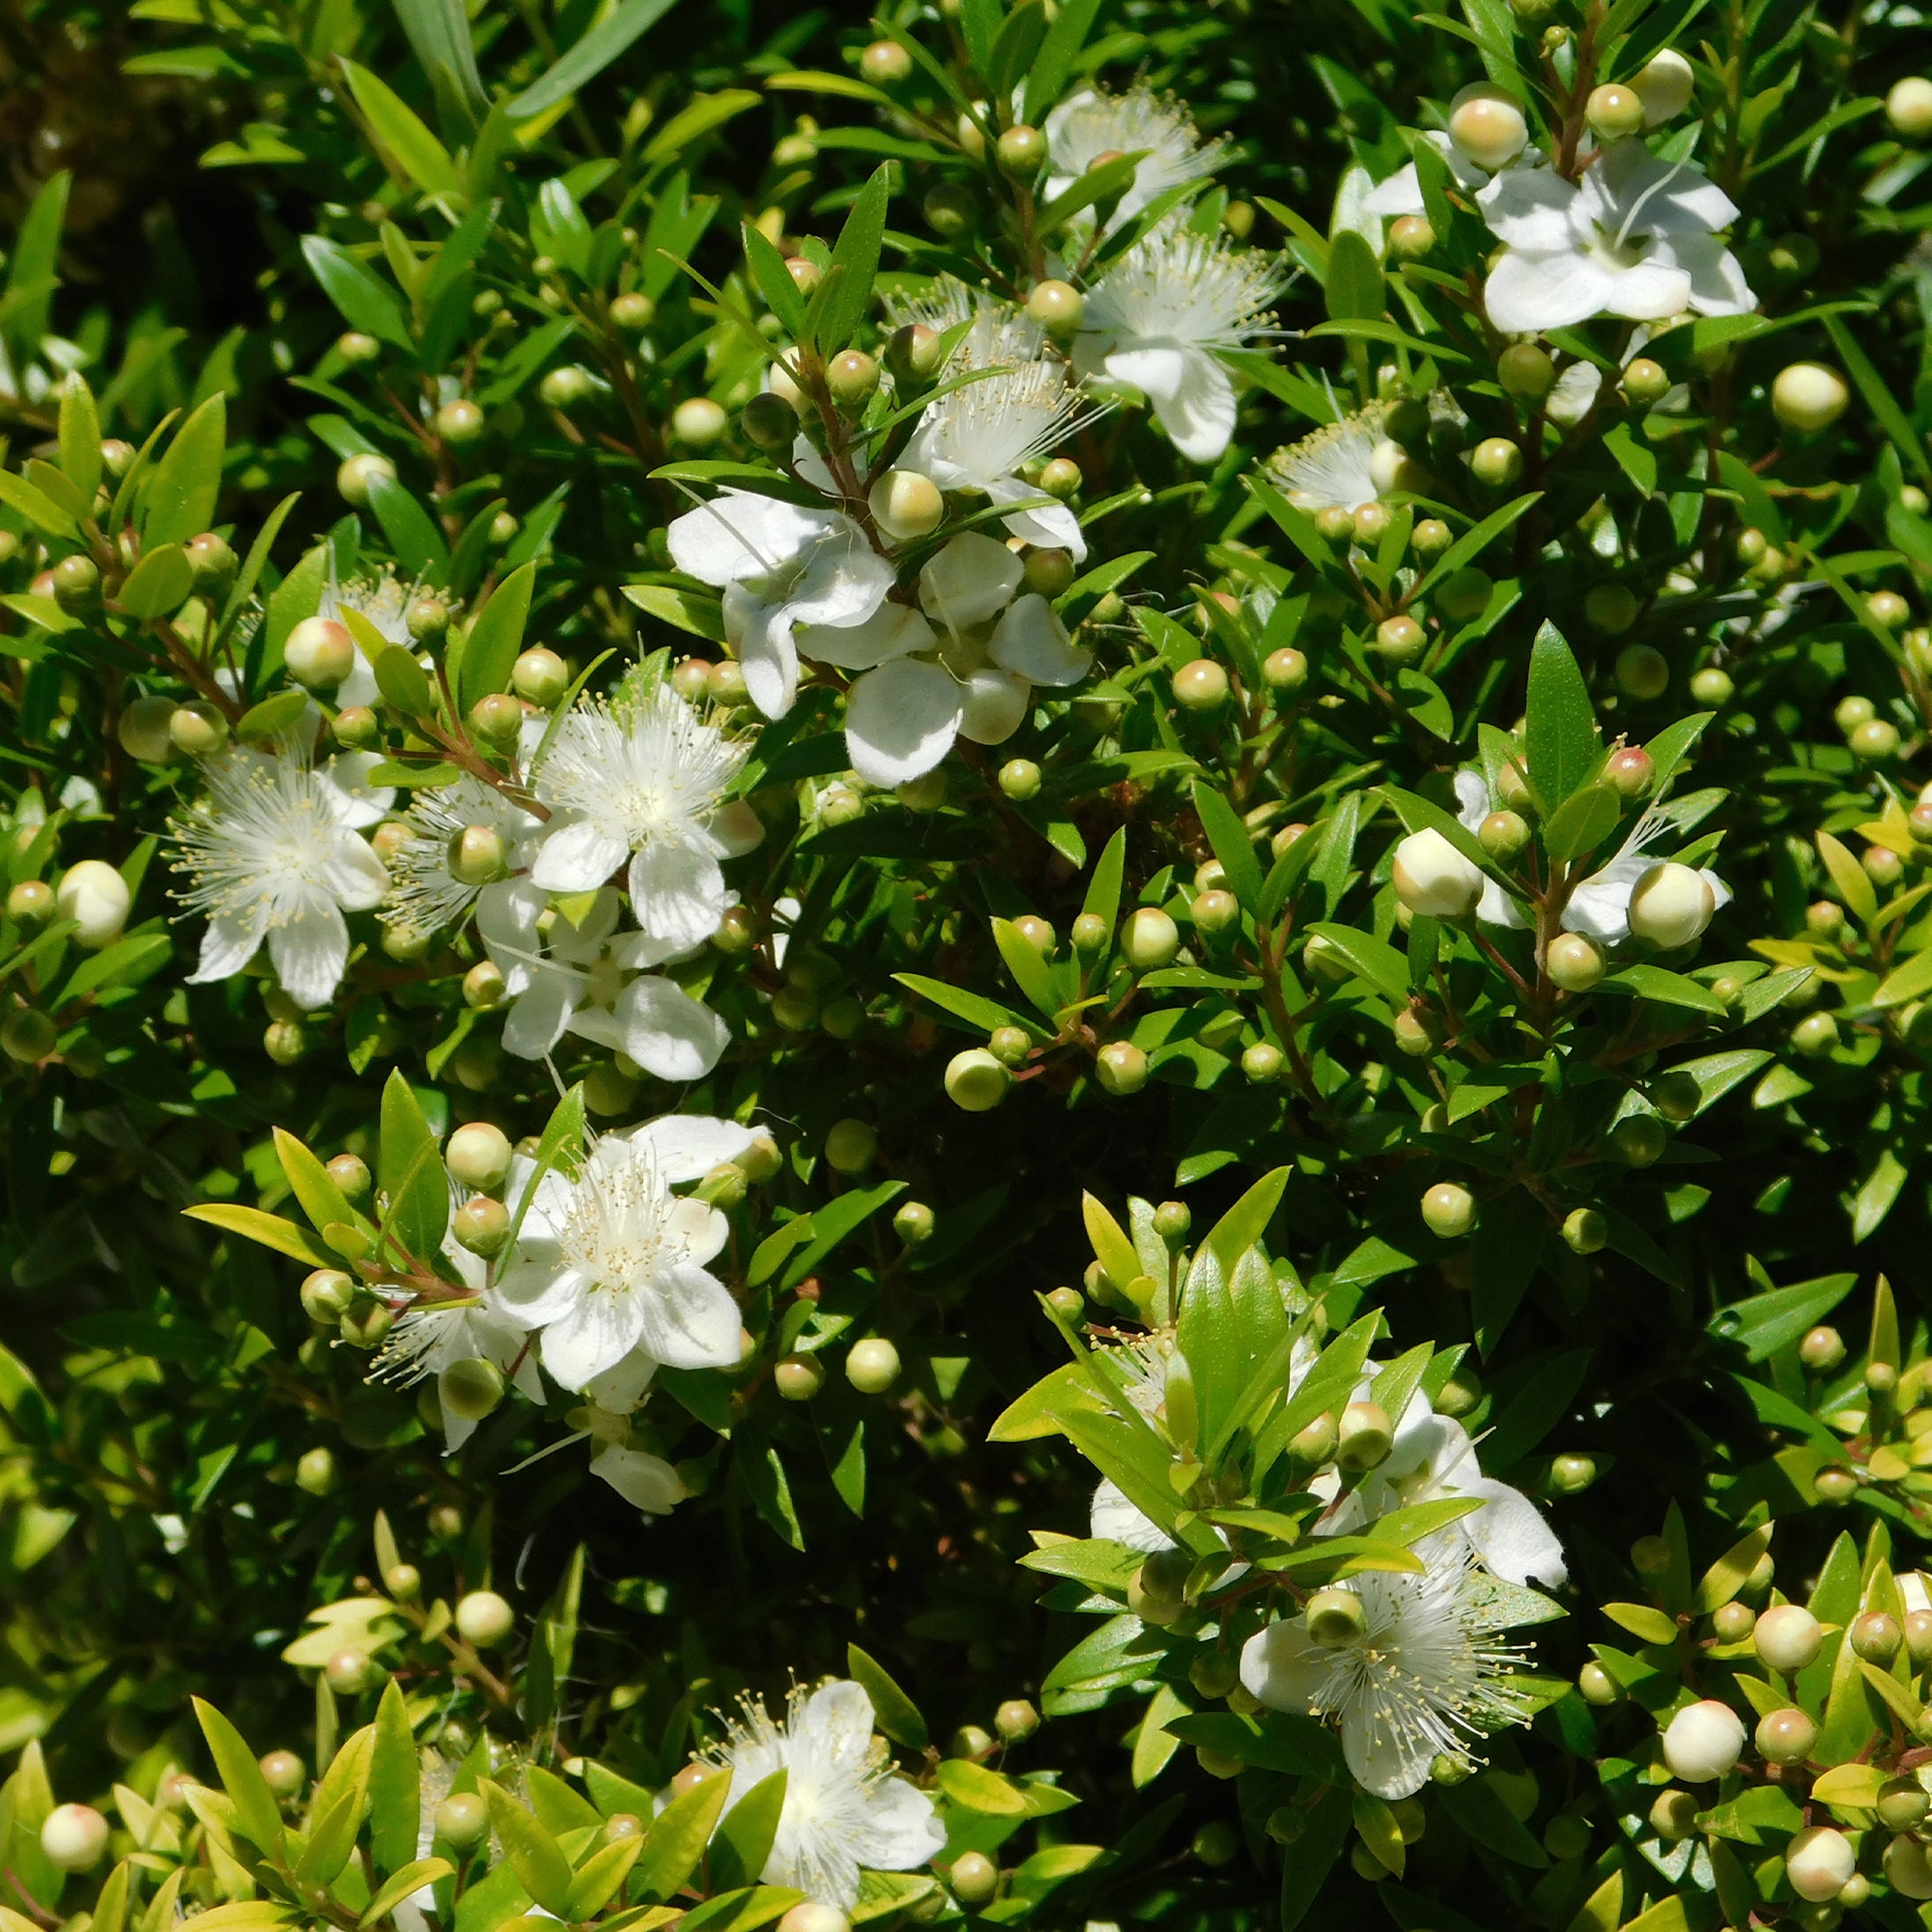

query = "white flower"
[[484, 887, 729, 1082], [530, 676, 759, 959], [384, 773, 544, 941], [1077, 223, 1283, 463], [171, 747, 392, 1009], [317, 566, 434, 709], [705, 1680, 945, 1910], [900, 362, 1092, 559], [371, 1233, 545, 1451], [1349, 1411, 1567, 1587], [1239, 1538, 1532, 1798], [666, 490, 895, 717], [1265, 403, 1391, 513], [1477, 140, 1753, 335], [805, 534, 1090, 787], [1561, 810, 1730, 947], [493, 1115, 756, 1390], [1451, 768, 1729, 944], [1362, 131, 1497, 218], [1042, 85, 1225, 229]]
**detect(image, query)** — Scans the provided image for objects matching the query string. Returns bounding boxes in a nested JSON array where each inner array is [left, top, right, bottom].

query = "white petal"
[[609, 976, 730, 1080], [491, 1252, 581, 1326], [583, 1346, 657, 1413], [797, 601, 936, 670], [1452, 768, 1492, 832], [625, 1114, 759, 1181], [1599, 253, 1693, 323], [1476, 166, 1579, 250], [589, 1443, 686, 1514], [666, 490, 834, 586], [987, 479, 1088, 561], [1362, 163, 1424, 217], [844, 659, 964, 787], [628, 838, 727, 953], [1239, 1617, 1329, 1712], [191, 906, 266, 983], [725, 583, 800, 719], [1483, 250, 1614, 335], [787, 533, 897, 631], [1343, 1702, 1437, 1800], [629, 1260, 742, 1370], [501, 971, 577, 1059], [1662, 232, 1755, 317], [540, 1291, 646, 1391], [957, 668, 1032, 746], [1148, 347, 1238, 465], [326, 834, 390, 912], [1546, 360, 1604, 427], [1462, 1476, 1569, 1587], [990, 594, 1089, 686], [1090, 1477, 1177, 1553], [1589, 139, 1737, 232], [708, 798, 764, 858], [848, 1776, 946, 1871], [1104, 343, 1188, 404], [530, 819, 629, 894], [918, 532, 1023, 631], [267, 904, 349, 1009]]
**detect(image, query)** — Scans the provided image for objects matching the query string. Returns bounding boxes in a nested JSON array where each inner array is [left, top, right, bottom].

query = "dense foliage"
[[6, 0, 1932, 1927]]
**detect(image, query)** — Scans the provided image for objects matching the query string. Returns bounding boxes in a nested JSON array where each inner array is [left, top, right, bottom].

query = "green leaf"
[[707, 1770, 787, 1892], [1692, 1524, 1774, 1614], [1023, 0, 1111, 115], [991, 916, 1058, 1018], [374, 643, 439, 719], [3, 173, 68, 359], [58, 374, 100, 504], [1825, 313, 1930, 483], [456, 562, 536, 713], [563, 1837, 644, 1921], [365, 471, 449, 577], [368, 1680, 419, 1875], [388, 0, 487, 122], [117, 544, 196, 620], [1191, 780, 1263, 915], [509, 0, 679, 116], [360, 1862, 454, 1928], [481, 1782, 573, 1918], [184, 1203, 336, 1270], [341, 60, 462, 198], [0, 469, 78, 538], [378, 1070, 450, 1261], [631, 1767, 734, 1902], [846, 1644, 927, 1749], [303, 235, 413, 349], [935, 1759, 1029, 1815], [142, 394, 225, 548], [1522, 621, 1596, 812], [814, 166, 890, 356], [1817, 830, 1877, 928], [296, 1787, 365, 1887], [193, 1699, 287, 1853], [1542, 784, 1619, 866], [892, 973, 1036, 1039]]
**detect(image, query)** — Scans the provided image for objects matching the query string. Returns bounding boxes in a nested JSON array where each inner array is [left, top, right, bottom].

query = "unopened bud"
[[1336, 1400, 1394, 1470]]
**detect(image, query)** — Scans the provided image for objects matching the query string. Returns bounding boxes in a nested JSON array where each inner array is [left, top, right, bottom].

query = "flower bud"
[[511, 646, 569, 708], [171, 702, 229, 758], [1192, 889, 1239, 934], [259, 1749, 305, 1798], [1586, 584, 1638, 634], [1852, 1609, 1901, 1663], [1477, 810, 1528, 862], [454, 1588, 514, 1646], [950, 1852, 999, 1904], [1648, 1790, 1698, 1843], [1851, 717, 1899, 760], [1497, 343, 1557, 403], [1887, 1834, 1932, 1901], [769, 1350, 822, 1403], [1173, 657, 1230, 710], [1586, 83, 1646, 140], [777, 1908, 851, 1932], [301, 1268, 356, 1323], [455, 1195, 511, 1257], [436, 399, 485, 448], [1122, 906, 1180, 971], [1336, 1400, 1394, 1470], [869, 469, 944, 541], [116, 694, 179, 764], [8, 880, 53, 925], [1633, 50, 1697, 124], [1242, 1041, 1284, 1082], [1264, 647, 1309, 692], [1627, 862, 1716, 949], [1771, 362, 1849, 434], [995, 1698, 1039, 1742], [1469, 436, 1523, 487], [1392, 828, 1483, 918], [338, 452, 396, 505], [1548, 933, 1605, 992], [286, 616, 357, 691], [1614, 643, 1668, 700], [41, 1805, 109, 1872], [1129, 1553, 1187, 1625], [1026, 280, 1083, 336], [1877, 1776, 1930, 1832], [296, 1446, 337, 1495], [1784, 1827, 1856, 1902], [826, 350, 880, 408], [437, 1791, 490, 1850], [997, 124, 1047, 178], [1095, 1040, 1149, 1095], [610, 291, 655, 332], [997, 757, 1042, 803], [440, 1357, 506, 1423], [1559, 1206, 1606, 1254], [1660, 1698, 1744, 1781], [447, 1122, 511, 1191], [1549, 1450, 1597, 1493], [1448, 83, 1529, 169], [824, 1118, 877, 1174], [1755, 1705, 1816, 1763], [945, 1047, 1009, 1112], [539, 365, 595, 411], [0, 1009, 55, 1064], [338, 331, 381, 364], [858, 37, 911, 83], [846, 1337, 900, 1393], [1039, 456, 1082, 499], [1388, 213, 1435, 260], [886, 324, 947, 386], [1888, 75, 1932, 139], [1799, 1325, 1845, 1371], [1305, 1587, 1369, 1649], [1374, 616, 1425, 662], [1422, 1181, 1476, 1238], [57, 860, 130, 949]]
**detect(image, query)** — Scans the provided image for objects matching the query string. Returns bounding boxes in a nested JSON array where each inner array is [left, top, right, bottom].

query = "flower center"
[[557, 1156, 674, 1297]]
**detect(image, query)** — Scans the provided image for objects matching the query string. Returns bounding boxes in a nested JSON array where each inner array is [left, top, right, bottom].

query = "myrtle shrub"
[[4, 0, 1932, 1928]]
